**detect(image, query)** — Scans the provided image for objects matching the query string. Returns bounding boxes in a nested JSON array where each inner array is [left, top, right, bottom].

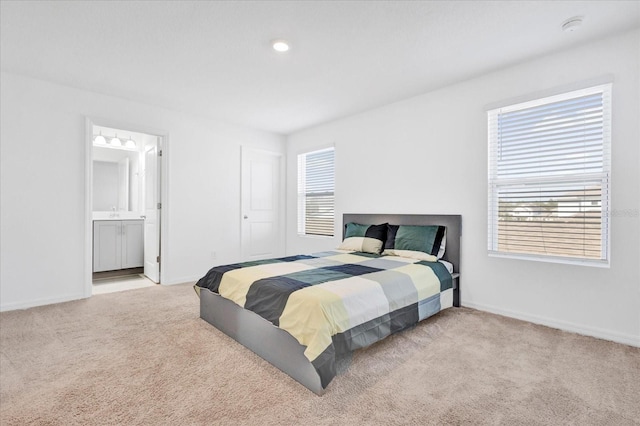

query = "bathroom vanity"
[[93, 218, 143, 272]]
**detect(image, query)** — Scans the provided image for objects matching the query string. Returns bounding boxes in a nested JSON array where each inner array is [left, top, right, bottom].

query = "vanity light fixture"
[[272, 39, 290, 52], [93, 132, 137, 149], [94, 132, 107, 145], [110, 135, 122, 146]]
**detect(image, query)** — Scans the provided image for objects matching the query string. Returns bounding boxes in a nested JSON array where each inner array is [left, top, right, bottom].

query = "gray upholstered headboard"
[[342, 214, 462, 275]]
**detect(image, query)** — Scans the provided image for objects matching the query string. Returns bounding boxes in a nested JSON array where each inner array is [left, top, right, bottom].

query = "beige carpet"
[[1, 283, 638, 425]]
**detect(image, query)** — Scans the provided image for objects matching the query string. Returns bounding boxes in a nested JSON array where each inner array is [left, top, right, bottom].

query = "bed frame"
[[199, 214, 461, 395]]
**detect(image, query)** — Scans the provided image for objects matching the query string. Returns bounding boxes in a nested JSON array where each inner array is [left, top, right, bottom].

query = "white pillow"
[[337, 236, 384, 255]]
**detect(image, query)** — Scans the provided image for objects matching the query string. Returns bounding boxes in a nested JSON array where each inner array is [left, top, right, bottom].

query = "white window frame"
[[297, 146, 335, 237], [487, 84, 612, 267]]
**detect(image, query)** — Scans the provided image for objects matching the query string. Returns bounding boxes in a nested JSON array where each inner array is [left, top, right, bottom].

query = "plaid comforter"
[[195, 250, 452, 388]]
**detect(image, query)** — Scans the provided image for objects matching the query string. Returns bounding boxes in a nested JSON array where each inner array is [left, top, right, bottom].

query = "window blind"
[[297, 147, 335, 236], [488, 84, 611, 264]]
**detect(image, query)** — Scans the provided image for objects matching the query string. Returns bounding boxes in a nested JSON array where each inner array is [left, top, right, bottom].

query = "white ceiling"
[[1, 1, 638, 135]]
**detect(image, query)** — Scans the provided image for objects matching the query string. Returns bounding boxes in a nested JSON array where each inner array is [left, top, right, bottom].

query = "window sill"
[[488, 251, 610, 268], [297, 234, 335, 240]]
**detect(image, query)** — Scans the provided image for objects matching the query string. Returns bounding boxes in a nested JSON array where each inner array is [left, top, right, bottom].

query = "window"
[[297, 147, 335, 236], [488, 84, 611, 265]]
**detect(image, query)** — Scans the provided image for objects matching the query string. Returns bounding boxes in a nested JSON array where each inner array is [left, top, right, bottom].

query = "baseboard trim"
[[0, 292, 87, 312], [161, 276, 199, 286], [464, 301, 640, 348], [0, 278, 197, 311]]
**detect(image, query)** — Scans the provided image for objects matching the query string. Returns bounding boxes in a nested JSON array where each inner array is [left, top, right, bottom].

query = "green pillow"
[[384, 224, 446, 258]]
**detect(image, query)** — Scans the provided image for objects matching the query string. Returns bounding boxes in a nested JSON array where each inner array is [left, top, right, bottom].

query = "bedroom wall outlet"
[[211, 251, 217, 260]]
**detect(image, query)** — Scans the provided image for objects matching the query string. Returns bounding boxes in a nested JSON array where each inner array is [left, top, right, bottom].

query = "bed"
[[195, 214, 461, 394]]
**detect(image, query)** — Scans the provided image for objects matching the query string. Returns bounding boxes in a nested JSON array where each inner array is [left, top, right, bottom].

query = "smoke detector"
[[562, 16, 584, 33]]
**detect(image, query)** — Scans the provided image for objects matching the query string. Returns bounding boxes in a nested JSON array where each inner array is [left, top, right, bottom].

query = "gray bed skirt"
[[200, 287, 325, 394]]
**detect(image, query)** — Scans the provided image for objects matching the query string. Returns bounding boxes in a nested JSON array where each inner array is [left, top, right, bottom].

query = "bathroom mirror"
[[93, 145, 141, 212]]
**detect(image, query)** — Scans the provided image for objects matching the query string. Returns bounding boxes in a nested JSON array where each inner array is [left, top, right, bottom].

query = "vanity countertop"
[[93, 212, 144, 221]]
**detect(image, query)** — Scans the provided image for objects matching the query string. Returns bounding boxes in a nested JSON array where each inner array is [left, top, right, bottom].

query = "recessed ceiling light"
[[562, 16, 583, 33], [272, 39, 290, 52]]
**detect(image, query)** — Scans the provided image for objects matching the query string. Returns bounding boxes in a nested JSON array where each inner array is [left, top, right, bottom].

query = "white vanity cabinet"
[[93, 220, 144, 272]]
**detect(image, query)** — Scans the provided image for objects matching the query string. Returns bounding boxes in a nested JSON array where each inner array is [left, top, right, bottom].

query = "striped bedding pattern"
[[195, 250, 453, 388]]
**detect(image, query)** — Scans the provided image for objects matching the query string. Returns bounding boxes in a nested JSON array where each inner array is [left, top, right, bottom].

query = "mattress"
[[439, 259, 454, 274]]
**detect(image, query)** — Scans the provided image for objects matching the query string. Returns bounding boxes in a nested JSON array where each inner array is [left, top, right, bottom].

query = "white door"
[[143, 140, 160, 282], [241, 147, 282, 261]]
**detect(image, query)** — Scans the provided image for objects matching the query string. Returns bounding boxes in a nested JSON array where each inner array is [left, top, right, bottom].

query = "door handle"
[[243, 215, 248, 219]]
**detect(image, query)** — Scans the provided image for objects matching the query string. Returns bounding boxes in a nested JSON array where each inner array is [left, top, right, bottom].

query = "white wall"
[[0, 72, 285, 311], [286, 29, 640, 346]]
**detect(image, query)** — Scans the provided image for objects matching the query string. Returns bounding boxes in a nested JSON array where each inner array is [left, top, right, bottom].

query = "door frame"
[[240, 146, 286, 261], [84, 117, 170, 297]]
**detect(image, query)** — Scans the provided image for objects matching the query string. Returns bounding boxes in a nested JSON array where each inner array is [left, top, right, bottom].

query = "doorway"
[[87, 122, 163, 295]]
